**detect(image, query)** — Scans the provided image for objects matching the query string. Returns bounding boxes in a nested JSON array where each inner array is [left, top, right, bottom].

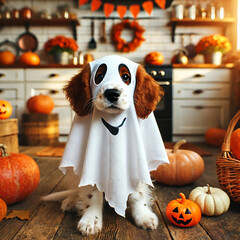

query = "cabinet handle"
[[0, 89, 3, 93], [49, 73, 59, 78], [193, 74, 204, 78], [193, 89, 203, 94], [49, 89, 59, 95], [0, 73, 6, 78], [195, 106, 204, 109]]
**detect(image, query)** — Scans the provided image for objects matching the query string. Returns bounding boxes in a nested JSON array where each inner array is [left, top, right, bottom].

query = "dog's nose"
[[104, 89, 120, 103]]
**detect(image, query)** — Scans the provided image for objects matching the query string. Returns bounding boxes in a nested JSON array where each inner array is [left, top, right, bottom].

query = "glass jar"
[[216, 4, 224, 19], [186, 2, 196, 20], [173, 1, 184, 19], [207, 3, 216, 20]]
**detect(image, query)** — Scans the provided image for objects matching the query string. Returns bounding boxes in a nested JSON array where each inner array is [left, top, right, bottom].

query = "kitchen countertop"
[[0, 144, 239, 240], [0, 63, 235, 69]]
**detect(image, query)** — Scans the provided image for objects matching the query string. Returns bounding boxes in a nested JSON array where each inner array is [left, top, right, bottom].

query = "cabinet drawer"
[[173, 68, 231, 82], [26, 83, 66, 99], [25, 68, 80, 82], [173, 100, 230, 134], [0, 84, 24, 99], [173, 83, 230, 99], [0, 69, 24, 81]]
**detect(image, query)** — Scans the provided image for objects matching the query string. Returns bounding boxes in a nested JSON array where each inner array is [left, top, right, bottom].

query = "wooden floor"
[[0, 144, 240, 240]]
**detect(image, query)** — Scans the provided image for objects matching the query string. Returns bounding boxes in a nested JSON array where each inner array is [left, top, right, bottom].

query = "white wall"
[[0, 0, 226, 64]]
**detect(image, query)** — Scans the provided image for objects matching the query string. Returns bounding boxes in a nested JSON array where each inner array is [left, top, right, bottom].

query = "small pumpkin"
[[151, 139, 204, 186], [0, 144, 40, 205], [19, 51, 40, 66], [144, 51, 164, 65], [205, 128, 227, 147], [0, 198, 7, 221], [27, 95, 54, 114], [0, 100, 13, 119], [230, 128, 240, 159], [166, 193, 201, 227], [189, 184, 230, 216], [0, 51, 16, 65]]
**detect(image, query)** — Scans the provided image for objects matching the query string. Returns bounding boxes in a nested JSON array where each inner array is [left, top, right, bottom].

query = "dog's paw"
[[133, 208, 159, 230], [77, 212, 102, 235]]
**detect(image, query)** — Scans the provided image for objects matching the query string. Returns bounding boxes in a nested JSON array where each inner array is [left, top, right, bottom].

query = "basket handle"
[[222, 110, 240, 152]]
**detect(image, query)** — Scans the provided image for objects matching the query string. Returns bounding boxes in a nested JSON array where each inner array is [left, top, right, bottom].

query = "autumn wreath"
[[111, 20, 145, 53]]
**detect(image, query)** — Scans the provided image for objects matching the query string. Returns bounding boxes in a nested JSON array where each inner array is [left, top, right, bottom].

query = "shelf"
[[0, 18, 80, 40], [170, 18, 235, 42]]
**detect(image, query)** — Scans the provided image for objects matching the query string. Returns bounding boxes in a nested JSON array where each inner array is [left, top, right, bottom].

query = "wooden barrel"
[[22, 113, 59, 146]]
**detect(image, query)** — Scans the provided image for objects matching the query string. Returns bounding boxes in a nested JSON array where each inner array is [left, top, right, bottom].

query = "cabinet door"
[[0, 83, 25, 99], [173, 100, 230, 134], [26, 83, 73, 135]]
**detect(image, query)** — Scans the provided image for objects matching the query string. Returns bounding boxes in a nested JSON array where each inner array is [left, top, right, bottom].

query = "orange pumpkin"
[[0, 100, 13, 119], [166, 193, 201, 227], [0, 198, 7, 221], [19, 51, 40, 66], [144, 51, 164, 65], [151, 139, 204, 186], [0, 144, 40, 205], [0, 51, 16, 65], [205, 128, 227, 147], [27, 95, 54, 114], [230, 128, 240, 159]]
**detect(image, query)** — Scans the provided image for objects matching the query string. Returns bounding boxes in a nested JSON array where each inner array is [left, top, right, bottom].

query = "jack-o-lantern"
[[166, 193, 201, 227], [0, 100, 13, 119], [144, 51, 164, 65]]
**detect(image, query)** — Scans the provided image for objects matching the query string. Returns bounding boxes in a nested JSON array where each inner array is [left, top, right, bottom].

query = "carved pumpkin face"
[[0, 100, 13, 119], [166, 193, 201, 228]]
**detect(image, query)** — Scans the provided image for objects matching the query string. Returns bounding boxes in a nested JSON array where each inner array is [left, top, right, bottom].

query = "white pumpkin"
[[189, 184, 230, 216]]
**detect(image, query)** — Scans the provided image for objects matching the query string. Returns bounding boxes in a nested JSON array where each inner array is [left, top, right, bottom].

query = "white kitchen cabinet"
[[173, 68, 232, 142], [0, 69, 25, 132], [25, 68, 80, 136]]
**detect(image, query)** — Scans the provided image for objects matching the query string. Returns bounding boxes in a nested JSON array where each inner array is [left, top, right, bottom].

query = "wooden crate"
[[0, 118, 19, 153], [22, 113, 59, 146]]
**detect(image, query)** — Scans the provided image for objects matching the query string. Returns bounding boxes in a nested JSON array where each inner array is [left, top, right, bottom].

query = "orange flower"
[[44, 35, 78, 54], [196, 34, 231, 54]]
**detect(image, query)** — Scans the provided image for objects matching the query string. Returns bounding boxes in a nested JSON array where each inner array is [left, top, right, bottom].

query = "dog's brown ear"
[[63, 63, 92, 116], [134, 65, 164, 119]]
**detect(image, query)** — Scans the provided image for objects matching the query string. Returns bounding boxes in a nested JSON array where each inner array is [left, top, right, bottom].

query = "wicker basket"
[[216, 110, 240, 202]]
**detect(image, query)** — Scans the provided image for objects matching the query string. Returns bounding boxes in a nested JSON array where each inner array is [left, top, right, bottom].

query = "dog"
[[42, 55, 169, 236]]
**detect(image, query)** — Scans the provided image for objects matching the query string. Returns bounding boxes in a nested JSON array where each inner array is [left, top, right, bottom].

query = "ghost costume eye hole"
[[95, 63, 107, 84], [119, 64, 131, 85]]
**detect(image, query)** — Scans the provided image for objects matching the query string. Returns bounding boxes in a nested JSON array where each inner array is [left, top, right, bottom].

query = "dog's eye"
[[95, 74, 104, 84], [95, 63, 107, 84], [121, 74, 131, 85], [119, 64, 131, 85]]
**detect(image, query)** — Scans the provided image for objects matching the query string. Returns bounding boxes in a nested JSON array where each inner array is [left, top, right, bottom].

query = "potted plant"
[[196, 34, 231, 65], [44, 35, 78, 64]]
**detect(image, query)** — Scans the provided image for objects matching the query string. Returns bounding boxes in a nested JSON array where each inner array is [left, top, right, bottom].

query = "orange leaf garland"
[[117, 5, 127, 19], [142, 1, 153, 15], [155, 0, 166, 9], [104, 3, 115, 17], [79, 0, 89, 6], [91, 0, 102, 11], [130, 5, 140, 18]]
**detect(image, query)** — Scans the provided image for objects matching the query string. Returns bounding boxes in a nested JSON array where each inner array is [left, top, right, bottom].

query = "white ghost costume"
[[59, 55, 169, 217]]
